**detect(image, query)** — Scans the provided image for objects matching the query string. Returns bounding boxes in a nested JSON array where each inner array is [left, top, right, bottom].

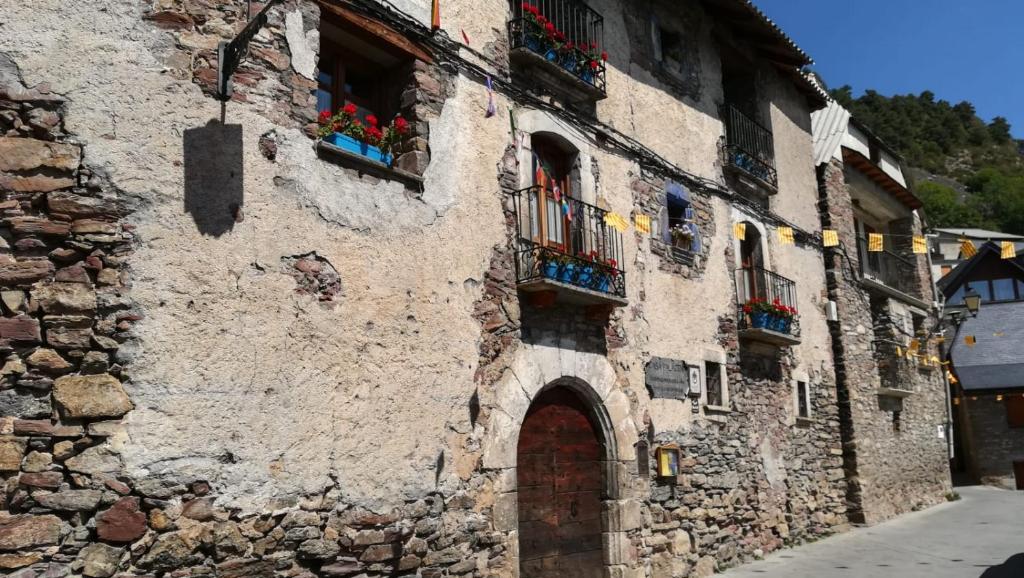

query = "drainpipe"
[[925, 233, 954, 461]]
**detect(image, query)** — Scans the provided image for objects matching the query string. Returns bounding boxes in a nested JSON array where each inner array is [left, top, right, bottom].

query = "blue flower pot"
[[545, 49, 558, 62], [775, 317, 792, 334], [596, 274, 610, 293], [525, 36, 542, 53], [324, 132, 392, 166], [578, 265, 594, 288], [559, 262, 576, 284], [542, 260, 559, 279], [561, 54, 577, 73], [580, 68, 594, 84], [750, 311, 771, 329]]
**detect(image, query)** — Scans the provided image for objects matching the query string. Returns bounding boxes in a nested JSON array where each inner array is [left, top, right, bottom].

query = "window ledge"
[[704, 404, 730, 414], [316, 141, 425, 190], [795, 416, 815, 427], [877, 387, 915, 398]]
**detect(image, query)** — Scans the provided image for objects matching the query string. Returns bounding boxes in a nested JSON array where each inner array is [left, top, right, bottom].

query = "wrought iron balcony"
[[856, 237, 924, 302], [507, 0, 607, 101], [508, 185, 626, 306], [735, 266, 800, 345], [721, 103, 778, 190]]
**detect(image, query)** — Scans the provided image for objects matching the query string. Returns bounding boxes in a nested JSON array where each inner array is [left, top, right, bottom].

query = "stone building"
[[0, 0, 946, 577], [937, 241, 1024, 489], [812, 100, 953, 525]]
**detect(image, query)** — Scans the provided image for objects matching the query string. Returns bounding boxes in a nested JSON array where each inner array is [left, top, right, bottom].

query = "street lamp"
[[963, 288, 982, 317]]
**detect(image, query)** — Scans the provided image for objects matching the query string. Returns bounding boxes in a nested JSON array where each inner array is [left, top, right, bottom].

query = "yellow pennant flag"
[[960, 238, 977, 258], [822, 229, 839, 247], [908, 338, 920, 354], [930, 356, 940, 366], [912, 236, 928, 254], [895, 346, 903, 357], [964, 335, 976, 347], [868, 233, 884, 252], [778, 226, 795, 245], [733, 222, 746, 241], [634, 214, 651, 234], [1001, 241, 1016, 259], [946, 371, 958, 384], [604, 212, 628, 233]]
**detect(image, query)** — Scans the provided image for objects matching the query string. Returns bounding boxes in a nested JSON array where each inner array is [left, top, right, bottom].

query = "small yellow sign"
[[822, 229, 839, 247], [1001, 241, 1016, 259]]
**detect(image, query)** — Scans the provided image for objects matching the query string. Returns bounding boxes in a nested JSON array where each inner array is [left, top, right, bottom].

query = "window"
[[316, 28, 406, 124], [661, 181, 700, 254], [705, 361, 723, 408], [966, 280, 992, 303], [796, 380, 810, 419], [992, 278, 1016, 301], [1007, 396, 1024, 429], [656, 27, 684, 72]]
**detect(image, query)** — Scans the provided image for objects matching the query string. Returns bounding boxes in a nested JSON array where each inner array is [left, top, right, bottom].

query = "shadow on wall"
[[184, 120, 243, 237], [981, 553, 1024, 578]]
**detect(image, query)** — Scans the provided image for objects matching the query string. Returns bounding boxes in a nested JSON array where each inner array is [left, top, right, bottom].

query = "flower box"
[[324, 132, 392, 166]]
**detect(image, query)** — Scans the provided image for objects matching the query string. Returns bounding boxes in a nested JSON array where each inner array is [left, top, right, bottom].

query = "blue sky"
[[755, 0, 1024, 137]]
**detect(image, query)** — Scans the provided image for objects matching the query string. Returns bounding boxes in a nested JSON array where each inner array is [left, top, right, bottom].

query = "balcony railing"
[[735, 266, 800, 342], [856, 237, 920, 298], [508, 185, 625, 301], [507, 0, 607, 97], [721, 103, 777, 189]]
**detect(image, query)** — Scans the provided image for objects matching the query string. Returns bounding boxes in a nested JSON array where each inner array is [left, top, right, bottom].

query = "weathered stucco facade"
[[0, 0, 946, 577]]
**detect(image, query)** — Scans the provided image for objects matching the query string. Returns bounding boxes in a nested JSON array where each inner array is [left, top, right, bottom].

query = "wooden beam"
[[318, 1, 433, 64]]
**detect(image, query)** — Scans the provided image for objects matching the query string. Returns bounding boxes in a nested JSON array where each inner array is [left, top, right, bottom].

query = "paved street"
[[720, 486, 1024, 578]]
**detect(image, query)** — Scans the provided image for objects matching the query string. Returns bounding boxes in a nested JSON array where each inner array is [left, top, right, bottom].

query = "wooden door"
[[518, 388, 604, 578], [1014, 461, 1024, 490]]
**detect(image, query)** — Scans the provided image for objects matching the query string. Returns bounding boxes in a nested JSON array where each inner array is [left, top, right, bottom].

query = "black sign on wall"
[[646, 357, 689, 399]]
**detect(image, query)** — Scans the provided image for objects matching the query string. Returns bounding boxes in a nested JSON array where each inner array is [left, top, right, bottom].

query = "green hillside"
[[830, 87, 1024, 234]]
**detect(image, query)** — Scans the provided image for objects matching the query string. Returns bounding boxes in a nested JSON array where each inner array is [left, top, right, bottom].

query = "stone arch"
[[482, 345, 640, 576]]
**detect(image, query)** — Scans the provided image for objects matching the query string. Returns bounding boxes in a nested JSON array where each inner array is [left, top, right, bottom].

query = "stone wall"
[[818, 159, 951, 525], [959, 394, 1024, 489], [0, 0, 903, 576]]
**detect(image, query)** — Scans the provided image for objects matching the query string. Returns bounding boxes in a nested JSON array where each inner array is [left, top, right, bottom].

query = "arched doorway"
[[517, 386, 605, 578]]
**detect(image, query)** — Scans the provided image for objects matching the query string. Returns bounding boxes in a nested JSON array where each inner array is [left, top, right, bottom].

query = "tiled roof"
[[950, 301, 1024, 391]]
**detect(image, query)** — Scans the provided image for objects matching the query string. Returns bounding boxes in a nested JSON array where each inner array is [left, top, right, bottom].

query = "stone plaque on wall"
[[646, 357, 689, 399]]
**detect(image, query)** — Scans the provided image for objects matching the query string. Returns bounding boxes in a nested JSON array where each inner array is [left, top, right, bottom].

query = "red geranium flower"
[[332, 121, 342, 132], [589, 60, 598, 70], [366, 114, 378, 127], [342, 103, 357, 116], [601, 51, 608, 61], [394, 116, 410, 134], [536, 14, 546, 24], [352, 119, 362, 127], [565, 41, 574, 50], [544, 22, 555, 33], [318, 109, 331, 124]]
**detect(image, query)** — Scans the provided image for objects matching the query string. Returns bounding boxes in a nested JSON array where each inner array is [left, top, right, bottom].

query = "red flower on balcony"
[[318, 109, 332, 124], [366, 114, 378, 127], [343, 103, 357, 116]]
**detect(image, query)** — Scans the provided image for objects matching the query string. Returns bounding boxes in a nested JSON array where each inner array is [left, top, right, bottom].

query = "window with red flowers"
[[314, 2, 440, 176]]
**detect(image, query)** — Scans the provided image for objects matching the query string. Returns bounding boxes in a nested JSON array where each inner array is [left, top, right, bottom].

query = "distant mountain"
[[830, 86, 1024, 235]]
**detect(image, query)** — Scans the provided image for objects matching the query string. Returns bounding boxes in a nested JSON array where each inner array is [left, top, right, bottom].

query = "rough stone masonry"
[[0, 0, 951, 577]]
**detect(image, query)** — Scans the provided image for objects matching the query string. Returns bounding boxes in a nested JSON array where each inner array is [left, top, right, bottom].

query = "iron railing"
[[735, 266, 799, 334], [856, 237, 918, 296], [721, 103, 777, 188], [508, 185, 625, 298], [507, 0, 607, 94]]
